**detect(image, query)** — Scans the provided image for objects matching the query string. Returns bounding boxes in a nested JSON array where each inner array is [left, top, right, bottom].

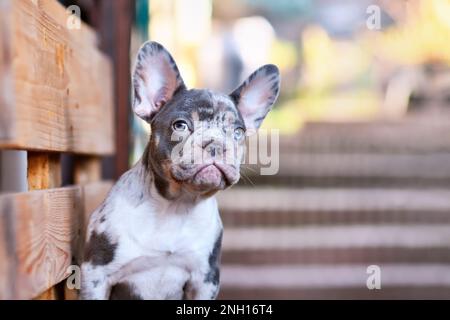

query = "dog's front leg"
[[80, 262, 114, 300], [184, 235, 222, 300], [184, 270, 220, 300]]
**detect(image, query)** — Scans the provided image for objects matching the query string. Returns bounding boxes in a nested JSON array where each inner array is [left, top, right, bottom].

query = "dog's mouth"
[[192, 164, 225, 189], [171, 162, 238, 191]]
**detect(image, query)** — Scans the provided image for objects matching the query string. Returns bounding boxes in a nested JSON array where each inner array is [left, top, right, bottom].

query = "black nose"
[[202, 138, 214, 149], [202, 139, 225, 158]]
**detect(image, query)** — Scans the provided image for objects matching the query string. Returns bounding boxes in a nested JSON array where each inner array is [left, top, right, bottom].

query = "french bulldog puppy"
[[80, 41, 280, 300]]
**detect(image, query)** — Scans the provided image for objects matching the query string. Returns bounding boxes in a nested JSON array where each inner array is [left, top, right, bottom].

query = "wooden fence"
[[0, 0, 115, 299]]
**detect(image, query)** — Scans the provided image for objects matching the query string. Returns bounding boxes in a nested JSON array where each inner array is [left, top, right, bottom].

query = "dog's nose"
[[202, 139, 225, 158], [202, 138, 214, 149]]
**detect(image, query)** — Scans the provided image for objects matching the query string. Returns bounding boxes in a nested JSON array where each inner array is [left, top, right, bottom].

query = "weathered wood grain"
[[0, 0, 114, 155], [27, 152, 61, 190], [0, 198, 17, 299], [62, 156, 104, 300], [27, 151, 62, 300], [0, 0, 15, 142], [0, 181, 112, 299]]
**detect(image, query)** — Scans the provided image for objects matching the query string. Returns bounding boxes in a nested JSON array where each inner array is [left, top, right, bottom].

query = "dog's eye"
[[233, 128, 245, 141], [172, 120, 189, 132]]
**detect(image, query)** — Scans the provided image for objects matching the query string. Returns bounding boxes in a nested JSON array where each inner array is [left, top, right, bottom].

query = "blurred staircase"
[[217, 117, 450, 299]]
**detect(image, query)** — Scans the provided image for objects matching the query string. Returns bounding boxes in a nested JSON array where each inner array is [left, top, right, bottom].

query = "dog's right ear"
[[132, 41, 186, 122]]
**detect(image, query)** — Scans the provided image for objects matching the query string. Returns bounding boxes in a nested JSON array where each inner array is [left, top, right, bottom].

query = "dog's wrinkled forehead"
[[153, 89, 245, 129]]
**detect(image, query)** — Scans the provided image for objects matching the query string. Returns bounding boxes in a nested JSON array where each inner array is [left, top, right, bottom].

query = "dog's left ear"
[[230, 64, 280, 132], [132, 41, 186, 122]]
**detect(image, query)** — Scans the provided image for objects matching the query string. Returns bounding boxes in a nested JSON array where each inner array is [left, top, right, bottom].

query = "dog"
[[80, 41, 280, 299]]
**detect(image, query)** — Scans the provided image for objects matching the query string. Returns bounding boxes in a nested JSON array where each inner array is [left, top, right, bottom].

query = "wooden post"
[[27, 153, 61, 190], [63, 156, 103, 300], [27, 152, 62, 300], [94, 0, 133, 180], [0, 0, 116, 300], [74, 156, 102, 185]]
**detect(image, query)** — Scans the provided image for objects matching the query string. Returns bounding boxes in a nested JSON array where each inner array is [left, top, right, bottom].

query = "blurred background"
[[2, 0, 449, 299], [127, 0, 450, 299]]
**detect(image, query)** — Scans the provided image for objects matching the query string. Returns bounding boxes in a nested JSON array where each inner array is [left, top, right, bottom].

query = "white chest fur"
[[110, 193, 221, 265], [82, 163, 223, 299]]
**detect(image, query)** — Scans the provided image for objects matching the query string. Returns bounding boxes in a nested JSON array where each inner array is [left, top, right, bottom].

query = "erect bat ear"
[[132, 41, 186, 122], [230, 64, 280, 132]]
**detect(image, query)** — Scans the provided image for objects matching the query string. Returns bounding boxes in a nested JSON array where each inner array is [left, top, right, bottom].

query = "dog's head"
[[133, 41, 280, 199]]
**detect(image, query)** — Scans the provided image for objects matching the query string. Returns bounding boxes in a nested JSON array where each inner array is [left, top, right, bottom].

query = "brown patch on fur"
[[161, 162, 182, 198], [183, 282, 198, 300], [84, 231, 117, 265], [110, 282, 143, 300], [183, 183, 219, 199]]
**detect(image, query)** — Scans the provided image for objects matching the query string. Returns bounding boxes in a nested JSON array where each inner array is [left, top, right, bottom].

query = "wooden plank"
[[0, 198, 16, 300], [64, 155, 103, 299], [27, 151, 62, 299], [74, 156, 101, 185], [0, 0, 114, 155], [12, 187, 82, 300], [67, 180, 112, 300], [34, 287, 58, 300], [65, 180, 112, 301], [0, 0, 15, 142], [0, 181, 112, 299]]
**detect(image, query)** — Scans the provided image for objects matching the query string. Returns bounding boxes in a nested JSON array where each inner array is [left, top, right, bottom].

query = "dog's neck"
[[120, 157, 212, 212]]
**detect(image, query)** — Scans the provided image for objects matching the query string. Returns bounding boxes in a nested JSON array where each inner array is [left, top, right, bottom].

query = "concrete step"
[[222, 225, 450, 250], [218, 188, 450, 226], [221, 247, 450, 265], [219, 286, 450, 299], [218, 220, 450, 298], [218, 264, 450, 299], [275, 120, 450, 153], [221, 264, 450, 289], [241, 152, 450, 188]]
